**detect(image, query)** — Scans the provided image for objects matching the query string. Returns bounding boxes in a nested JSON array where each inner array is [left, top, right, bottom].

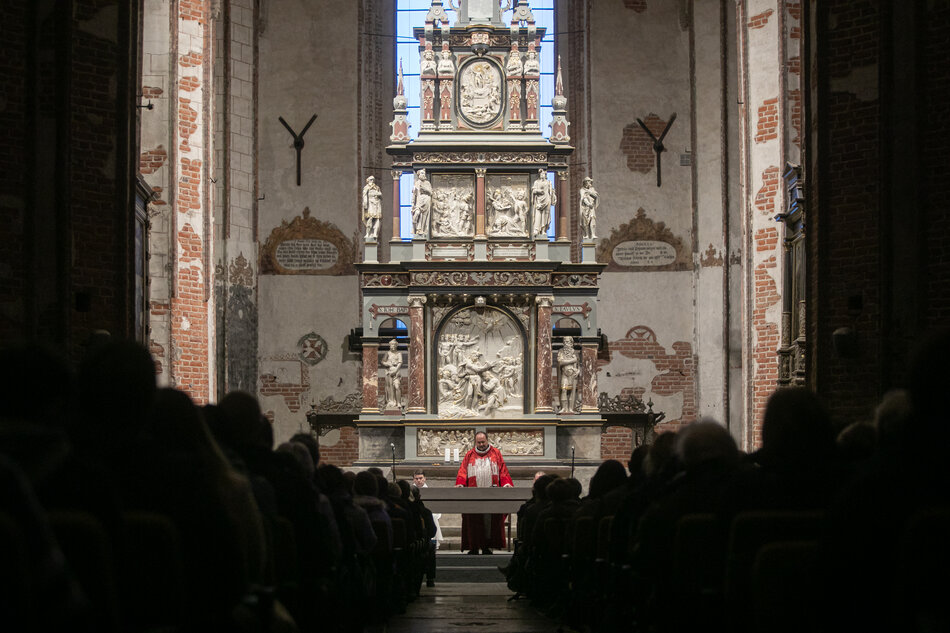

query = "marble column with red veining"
[[535, 295, 554, 413], [557, 170, 569, 242], [475, 168, 487, 237], [391, 170, 402, 242], [580, 341, 599, 412], [361, 342, 380, 413], [407, 295, 427, 412]]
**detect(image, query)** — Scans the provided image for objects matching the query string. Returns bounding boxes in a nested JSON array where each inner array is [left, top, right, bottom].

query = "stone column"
[[361, 342, 379, 413], [580, 341, 599, 413], [391, 170, 402, 241], [557, 170, 569, 242], [535, 295, 554, 413], [407, 295, 428, 412], [475, 168, 487, 237]]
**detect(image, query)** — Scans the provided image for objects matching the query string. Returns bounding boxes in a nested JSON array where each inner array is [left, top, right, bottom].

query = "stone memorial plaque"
[[612, 240, 677, 267], [275, 239, 340, 270]]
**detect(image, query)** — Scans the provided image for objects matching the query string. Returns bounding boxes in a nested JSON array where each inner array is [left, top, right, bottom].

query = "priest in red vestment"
[[455, 432, 513, 554]]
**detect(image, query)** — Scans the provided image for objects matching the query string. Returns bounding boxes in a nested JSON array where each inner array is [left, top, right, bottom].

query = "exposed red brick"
[[179, 76, 200, 92], [139, 145, 167, 175], [320, 427, 360, 466], [748, 8, 774, 29], [142, 85, 163, 98], [179, 50, 203, 68], [754, 97, 779, 143], [178, 97, 198, 151], [620, 114, 669, 174], [754, 166, 781, 215]]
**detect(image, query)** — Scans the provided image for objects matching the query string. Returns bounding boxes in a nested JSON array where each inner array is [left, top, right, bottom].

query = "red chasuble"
[[455, 445, 513, 551]]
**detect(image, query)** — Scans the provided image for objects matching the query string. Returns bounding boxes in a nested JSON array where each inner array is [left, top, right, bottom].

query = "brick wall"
[[0, 2, 28, 343], [319, 428, 360, 466], [923, 2, 950, 331], [814, 0, 883, 427]]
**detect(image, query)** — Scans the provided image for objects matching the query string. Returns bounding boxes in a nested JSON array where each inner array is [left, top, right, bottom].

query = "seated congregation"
[[0, 340, 437, 633], [2, 331, 949, 632]]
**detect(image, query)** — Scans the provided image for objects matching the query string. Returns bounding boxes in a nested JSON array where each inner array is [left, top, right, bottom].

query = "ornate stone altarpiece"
[[345, 0, 647, 468]]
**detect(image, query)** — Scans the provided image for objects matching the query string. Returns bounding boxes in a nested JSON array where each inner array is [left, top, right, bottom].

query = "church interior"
[[1, 0, 949, 631]]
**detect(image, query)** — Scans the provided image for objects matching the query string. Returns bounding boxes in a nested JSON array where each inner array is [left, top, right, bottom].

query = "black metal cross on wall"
[[279, 114, 317, 186], [636, 113, 676, 187]]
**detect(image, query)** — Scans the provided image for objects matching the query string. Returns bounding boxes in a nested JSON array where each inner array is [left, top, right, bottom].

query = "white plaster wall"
[[589, 2, 699, 425], [257, 0, 362, 439]]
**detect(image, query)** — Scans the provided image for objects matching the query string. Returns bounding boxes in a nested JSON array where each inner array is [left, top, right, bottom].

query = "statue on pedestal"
[[382, 339, 403, 410], [557, 336, 579, 414], [362, 176, 382, 241], [579, 176, 599, 240], [531, 169, 557, 236], [412, 169, 433, 237]]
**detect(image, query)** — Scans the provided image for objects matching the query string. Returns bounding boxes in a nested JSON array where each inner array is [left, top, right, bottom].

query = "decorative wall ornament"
[[362, 272, 410, 287], [411, 270, 551, 287], [260, 207, 357, 276], [457, 58, 504, 127], [431, 173, 476, 238], [297, 332, 328, 365], [417, 428, 475, 457], [489, 429, 544, 456], [435, 306, 524, 419], [553, 302, 593, 326], [595, 208, 691, 272], [228, 252, 254, 287], [551, 273, 598, 288], [309, 392, 362, 414], [597, 392, 648, 413], [413, 151, 548, 164]]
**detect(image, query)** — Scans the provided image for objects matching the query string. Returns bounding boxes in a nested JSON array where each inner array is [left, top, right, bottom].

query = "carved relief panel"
[[486, 173, 530, 238], [436, 305, 525, 418], [457, 57, 505, 128], [430, 173, 476, 238]]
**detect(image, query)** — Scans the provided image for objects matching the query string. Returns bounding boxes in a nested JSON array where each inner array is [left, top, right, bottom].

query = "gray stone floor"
[[384, 552, 562, 633]]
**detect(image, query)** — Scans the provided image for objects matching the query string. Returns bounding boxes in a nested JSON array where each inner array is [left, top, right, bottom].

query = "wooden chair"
[[48, 510, 120, 633], [121, 511, 185, 631]]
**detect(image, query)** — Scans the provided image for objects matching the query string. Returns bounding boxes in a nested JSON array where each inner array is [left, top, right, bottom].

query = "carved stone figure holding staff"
[[362, 175, 382, 241], [579, 176, 599, 240], [557, 335, 579, 414]]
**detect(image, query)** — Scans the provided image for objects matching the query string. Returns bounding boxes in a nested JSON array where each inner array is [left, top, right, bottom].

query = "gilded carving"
[[552, 273, 598, 288], [260, 207, 357, 276], [411, 271, 551, 286], [595, 208, 691, 272], [228, 252, 254, 287], [413, 151, 548, 164], [362, 273, 410, 288]]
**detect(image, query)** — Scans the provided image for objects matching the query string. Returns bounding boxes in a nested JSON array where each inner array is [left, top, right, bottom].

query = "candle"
[[444, 447, 451, 463], [454, 447, 460, 462]]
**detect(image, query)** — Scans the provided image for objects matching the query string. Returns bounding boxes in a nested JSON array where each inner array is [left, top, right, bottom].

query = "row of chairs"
[[519, 506, 950, 633]]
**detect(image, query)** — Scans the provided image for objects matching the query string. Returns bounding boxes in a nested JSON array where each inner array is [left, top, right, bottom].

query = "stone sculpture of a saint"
[[412, 169, 433, 237], [557, 336, 579, 414], [531, 169, 557, 236], [382, 339, 403, 411], [579, 176, 599, 240], [362, 175, 382, 241]]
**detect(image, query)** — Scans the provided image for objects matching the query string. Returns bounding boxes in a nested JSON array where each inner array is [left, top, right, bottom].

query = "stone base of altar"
[[353, 417, 605, 465]]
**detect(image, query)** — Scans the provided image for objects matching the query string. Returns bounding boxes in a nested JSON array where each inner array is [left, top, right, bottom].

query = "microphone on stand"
[[571, 445, 575, 479], [391, 443, 396, 481]]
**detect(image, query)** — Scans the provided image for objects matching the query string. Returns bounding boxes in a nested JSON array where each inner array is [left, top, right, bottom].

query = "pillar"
[[580, 341, 599, 413], [361, 342, 380, 413], [391, 170, 402, 242], [407, 294, 428, 412], [535, 295, 554, 413], [557, 170, 569, 242], [475, 168, 487, 237]]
